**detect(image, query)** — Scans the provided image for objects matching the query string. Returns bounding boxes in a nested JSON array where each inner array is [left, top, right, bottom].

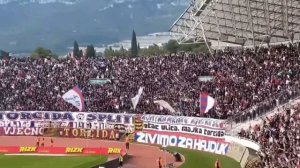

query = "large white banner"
[[0, 111, 226, 135], [143, 122, 225, 138], [141, 114, 225, 129], [0, 112, 225, 128], [0, 111, 135, 124], [0, 111, 136, 130], [135, 131, 229, 155]]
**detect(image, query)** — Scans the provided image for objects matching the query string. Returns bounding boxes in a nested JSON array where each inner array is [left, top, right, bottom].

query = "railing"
[[225, 84, 300, 131]]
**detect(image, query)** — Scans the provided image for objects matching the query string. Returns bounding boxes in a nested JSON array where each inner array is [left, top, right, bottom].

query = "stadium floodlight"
[[170, 0, 300, 49]]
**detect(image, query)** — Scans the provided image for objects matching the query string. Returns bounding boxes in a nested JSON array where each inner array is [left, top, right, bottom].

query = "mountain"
[[0, 0, 188, 54]]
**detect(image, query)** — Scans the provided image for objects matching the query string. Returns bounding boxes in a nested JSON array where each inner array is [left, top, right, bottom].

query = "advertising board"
[[0, 146, 122, 155]]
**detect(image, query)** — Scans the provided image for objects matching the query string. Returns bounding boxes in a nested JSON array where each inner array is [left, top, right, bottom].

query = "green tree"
[[119, 45, 128, 57], [79, 49, 83, 58], [73, 40, 80, 58], [131, 30, 138, 57], [164, 40, 179, 53], [86, 45, 96, 58], [0, 50, 9, 59], [137, 43, 140, 52], [104, 46, 115, 58], [31, 47, 57, 59], [140, 44, 166, 56]]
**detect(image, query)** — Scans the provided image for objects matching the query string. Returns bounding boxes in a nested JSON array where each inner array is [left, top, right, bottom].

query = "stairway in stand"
[[245, 157, 262, 168]]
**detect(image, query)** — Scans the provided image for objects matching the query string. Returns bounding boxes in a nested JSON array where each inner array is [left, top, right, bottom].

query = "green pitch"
[[167, 147, 241, 168], [0, 155, 107, 168]]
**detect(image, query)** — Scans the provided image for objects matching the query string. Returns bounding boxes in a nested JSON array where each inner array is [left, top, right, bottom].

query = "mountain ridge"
[[0, 0, 79, 5], [0, 0, 187, 54]]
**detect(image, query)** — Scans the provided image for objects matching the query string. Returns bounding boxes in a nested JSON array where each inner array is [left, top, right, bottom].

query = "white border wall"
[[225, 135, 260, 151]]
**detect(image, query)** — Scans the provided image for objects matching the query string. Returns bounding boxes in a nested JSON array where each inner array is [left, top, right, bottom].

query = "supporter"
[[0, 44, 299, 121], [239, 104, 300, 168]]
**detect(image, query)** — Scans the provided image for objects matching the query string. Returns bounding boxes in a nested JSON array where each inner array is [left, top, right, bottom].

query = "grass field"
[[167, 147, 241, 168], [0, 155, 107, 168]]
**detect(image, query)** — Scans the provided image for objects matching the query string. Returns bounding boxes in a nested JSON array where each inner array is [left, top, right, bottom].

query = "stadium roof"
[[170, 0, 300, 46]]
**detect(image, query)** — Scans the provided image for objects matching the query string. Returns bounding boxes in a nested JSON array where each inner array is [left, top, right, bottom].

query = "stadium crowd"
[[0, 44, 299, 121], [239, 104, 300, 168]]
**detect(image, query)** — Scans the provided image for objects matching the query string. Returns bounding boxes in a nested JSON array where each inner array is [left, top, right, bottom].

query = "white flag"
[[62, 86, 85, 111], [154, 100, 175, 113], [131, 87, 144, 110]]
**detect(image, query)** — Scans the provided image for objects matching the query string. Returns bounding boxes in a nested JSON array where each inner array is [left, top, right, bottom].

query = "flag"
[[199, 92, 215, 113], [131, 87, 143, 110], [62, 86, 85, 111], [154, 100, 175, 113]]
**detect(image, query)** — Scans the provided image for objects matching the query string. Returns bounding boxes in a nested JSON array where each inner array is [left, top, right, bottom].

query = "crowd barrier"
[[226, 86, 300, 128]]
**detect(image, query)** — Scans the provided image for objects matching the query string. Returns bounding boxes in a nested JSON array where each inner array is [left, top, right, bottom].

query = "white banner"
[[0, 112, 226, 131], [143, 122, 225, 138], [141, 115, 225, 129], [0, 111, 134, 123], [135, 132, 229, 155]]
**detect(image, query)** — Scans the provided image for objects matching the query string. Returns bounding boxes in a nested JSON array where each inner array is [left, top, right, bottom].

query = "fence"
[[225, 84, 300, 132]]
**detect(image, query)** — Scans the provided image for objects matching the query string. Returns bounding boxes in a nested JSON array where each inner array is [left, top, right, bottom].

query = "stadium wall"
[[224, 136, 260, 151], [224, 135, 261, 168]]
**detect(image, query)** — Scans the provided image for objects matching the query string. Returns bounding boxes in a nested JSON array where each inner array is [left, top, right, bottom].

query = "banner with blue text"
[[0, 111, 225, 131]]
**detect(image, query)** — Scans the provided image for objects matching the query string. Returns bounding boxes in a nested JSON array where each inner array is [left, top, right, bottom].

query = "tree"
[[120, 45, 127, 57], [79, 49, 83, 58], [104, 46, 114, 58], [31, 47, 57, 59], [137, 43, 140, 52], [86, 45, 96, 58], [139, 44, 166, 56], [0, 50, 9, 59], [164, 40, 179, 53], [131, 29, 138, 57], [73, 40, 80, 58]]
